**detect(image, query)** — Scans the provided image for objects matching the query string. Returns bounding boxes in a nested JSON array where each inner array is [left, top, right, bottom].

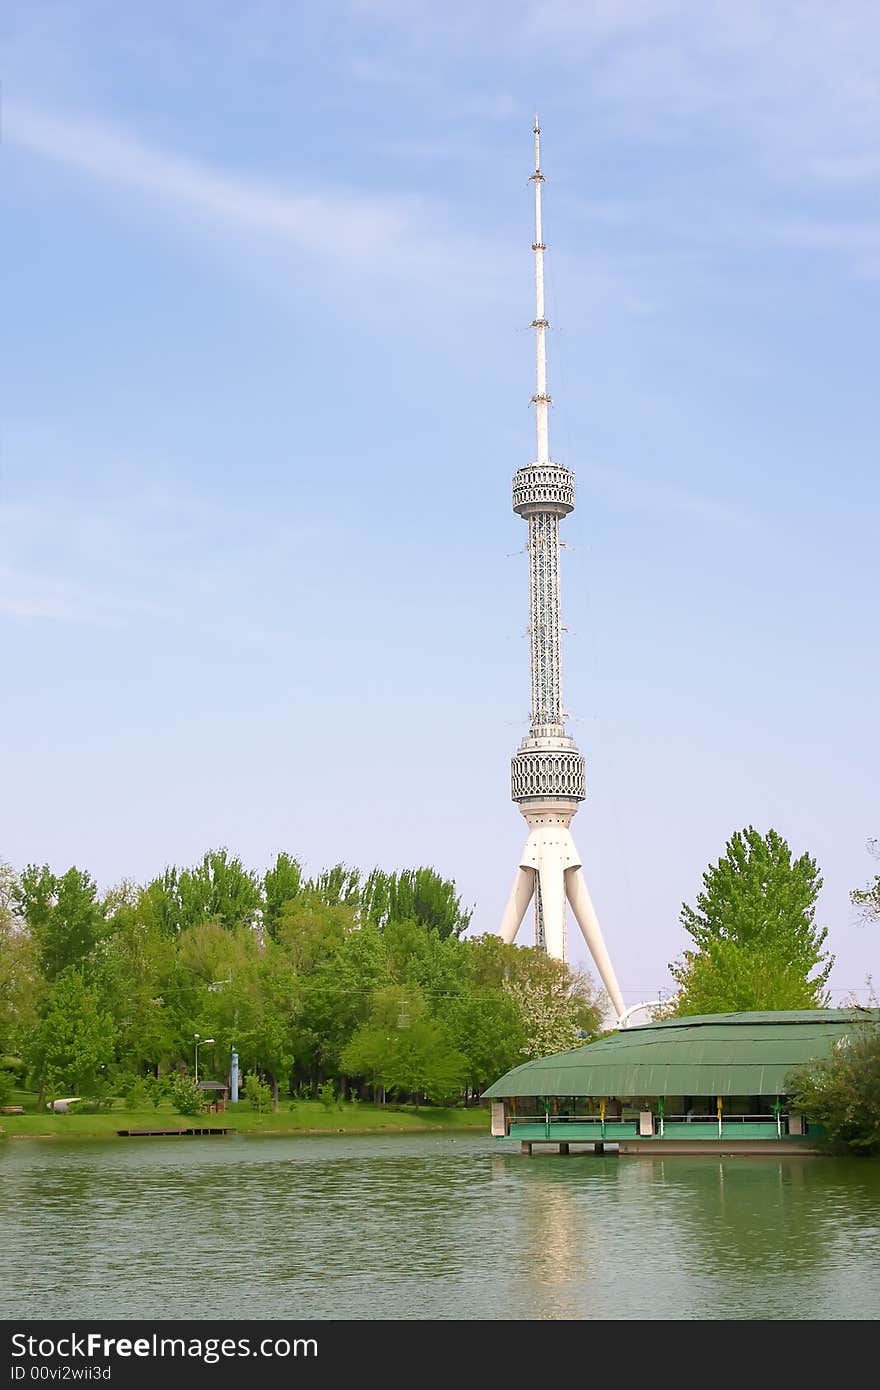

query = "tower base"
[[499, 799, 625, 1019]]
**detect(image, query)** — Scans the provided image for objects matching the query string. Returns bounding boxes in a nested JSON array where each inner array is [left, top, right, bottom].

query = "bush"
[[168, 1074, 204, 1116], [244, 1073, 272, 1115], [145, 1074, 168, 1110], [0, 1069, 14, 1106], [787, 1023, 880, 1153], [318, 1080, 336, 1110], [125, 1078, 152, 1110]]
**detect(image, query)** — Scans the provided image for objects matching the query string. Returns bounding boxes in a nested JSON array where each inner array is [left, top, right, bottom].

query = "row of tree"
[[1, 826, 874, 1120], [0, 852, 602, 1108]]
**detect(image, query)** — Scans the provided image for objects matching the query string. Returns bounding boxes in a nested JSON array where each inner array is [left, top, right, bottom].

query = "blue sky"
[[2, 1, 878, 1007]]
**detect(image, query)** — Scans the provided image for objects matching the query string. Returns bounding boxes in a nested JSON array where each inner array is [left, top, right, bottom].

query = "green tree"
[[26, 969, 117, 1100], [669, 827, 833, 1015], [279, 900, 384, 1091], [142, 850, 261, 936], [16, 865, 106, 980], [306, 863, 362, 908], [787, 1022, 880, 1153], [244, 1072, 272, 1114], [262, 852, 303, 939], [361, 867, 472, 938], [442, 988, 525, 1097], [93, 893, 178, 1070], [176, 849, 261, 933], [0, 863, 42, 1057], [340, 985, 468, 1104]]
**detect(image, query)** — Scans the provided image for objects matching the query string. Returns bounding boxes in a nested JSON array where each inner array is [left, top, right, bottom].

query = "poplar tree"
[[670, 826, 833, 1015]]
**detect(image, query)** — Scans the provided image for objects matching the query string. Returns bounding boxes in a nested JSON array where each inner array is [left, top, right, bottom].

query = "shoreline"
[[0, 1102, 489, 1142]]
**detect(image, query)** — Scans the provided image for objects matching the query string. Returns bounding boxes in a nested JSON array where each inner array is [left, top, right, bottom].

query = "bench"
[[0, 1105, 25, 1114]]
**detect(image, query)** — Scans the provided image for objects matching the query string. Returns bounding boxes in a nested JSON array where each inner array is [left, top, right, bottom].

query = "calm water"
[[3, 1133, 879, 1320]]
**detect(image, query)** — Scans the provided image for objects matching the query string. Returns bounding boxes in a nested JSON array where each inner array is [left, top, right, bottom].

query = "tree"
[[787, 1022, 880, 1153], [93, 893, 178, 1070], [279, 901, 385, 1090], [244, 1072, 272, 1114], [142, 850, 261, 936], [230, 945, 300, 1109], [262, 852, 303, 939], [502, 949, 603, 1060], [669, 827, 833, 1015], [176, 849, 262, 933], [16, 865, 105, 980], [851, 839, 880, 924], [306, 863, 361, 908], [0, 863, 41, 1057], [26, 969, 117, 1100], [360, 867, 472, 938], [340, 986, 468, 1104], [442, 988, 524, 1097]]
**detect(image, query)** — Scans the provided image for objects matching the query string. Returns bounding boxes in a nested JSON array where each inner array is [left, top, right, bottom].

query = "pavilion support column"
[[520, 1141, 533, 1155]]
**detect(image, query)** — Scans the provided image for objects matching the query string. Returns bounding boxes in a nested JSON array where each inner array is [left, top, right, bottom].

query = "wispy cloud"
[[5, 103, 517, 303], [0, 488, 296, 644], [524, 0, 880, 188]]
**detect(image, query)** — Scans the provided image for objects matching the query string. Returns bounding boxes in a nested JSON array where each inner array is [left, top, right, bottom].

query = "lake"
[[3, 1133, 879, 1320]]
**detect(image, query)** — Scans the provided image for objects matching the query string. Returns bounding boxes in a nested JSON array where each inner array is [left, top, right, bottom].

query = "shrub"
[[125, 1078, 152, 1110], [787, 1022, 880, 1153], [169, 1074, 204, 1116], [244, 1073, 272, 1115], [145, 1074, 168, 1110]]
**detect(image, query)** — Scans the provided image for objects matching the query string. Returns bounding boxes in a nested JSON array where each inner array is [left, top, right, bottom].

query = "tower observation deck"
[[498, 120, 625, 1021]]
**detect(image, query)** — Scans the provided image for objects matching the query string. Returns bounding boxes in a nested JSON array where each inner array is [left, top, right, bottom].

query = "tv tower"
[[498, 118, 625, 1021]]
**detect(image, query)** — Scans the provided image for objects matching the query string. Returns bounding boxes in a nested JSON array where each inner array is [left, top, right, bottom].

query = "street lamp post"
[[194, 1033, 215, 1083]]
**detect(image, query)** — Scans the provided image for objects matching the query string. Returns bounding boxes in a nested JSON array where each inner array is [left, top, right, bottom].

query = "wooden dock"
[[116, 1127, 230, 1138]]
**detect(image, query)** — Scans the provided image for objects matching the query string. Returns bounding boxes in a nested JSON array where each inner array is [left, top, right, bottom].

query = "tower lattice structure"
[[499, 119, 625, 1021]]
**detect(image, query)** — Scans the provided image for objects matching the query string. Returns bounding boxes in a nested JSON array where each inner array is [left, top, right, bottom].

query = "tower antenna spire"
[[530, 113, 551, 466], [499, 120, 626, 1023]]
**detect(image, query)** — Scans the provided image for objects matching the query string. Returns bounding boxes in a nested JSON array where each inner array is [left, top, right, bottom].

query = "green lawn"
[[0, 1093, 489, 1140]]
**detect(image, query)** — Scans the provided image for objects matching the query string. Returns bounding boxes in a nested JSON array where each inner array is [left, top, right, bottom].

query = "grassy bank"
[[0, 1095, 489, 1140]]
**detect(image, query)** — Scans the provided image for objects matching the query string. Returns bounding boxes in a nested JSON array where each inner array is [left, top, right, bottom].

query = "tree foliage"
[[16, 865, 105, 981], [262, 852, 303, 939], [26, 969, 117, 1098], [1, 848, 604, 1109], [787, 1022, 880, 1153], [669, 827, 833, 1015], [340, 986, 468, 1104], [360, 867, 473, 938], [0, 863, 41, 1056]]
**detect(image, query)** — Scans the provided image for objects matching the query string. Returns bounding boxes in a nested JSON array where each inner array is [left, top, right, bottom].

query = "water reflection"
[[3, 1136, 879, 1320]]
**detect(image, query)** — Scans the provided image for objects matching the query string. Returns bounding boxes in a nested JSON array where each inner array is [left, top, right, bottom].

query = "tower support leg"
[[499, 867, 535, 945], [565, 867, 626, 1018], [536, 854, 567, 963]]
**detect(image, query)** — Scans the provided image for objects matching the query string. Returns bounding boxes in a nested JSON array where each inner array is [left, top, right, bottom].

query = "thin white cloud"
[[524, 0, 880, 187], [5, 103, 518, 302]]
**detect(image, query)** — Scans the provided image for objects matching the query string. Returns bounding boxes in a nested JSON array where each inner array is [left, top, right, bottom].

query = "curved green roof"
[[482, 1008, 880, 1100]]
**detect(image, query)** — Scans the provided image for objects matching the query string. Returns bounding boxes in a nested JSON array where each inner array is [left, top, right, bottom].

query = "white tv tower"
[[499, 118, 626, 1021]]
